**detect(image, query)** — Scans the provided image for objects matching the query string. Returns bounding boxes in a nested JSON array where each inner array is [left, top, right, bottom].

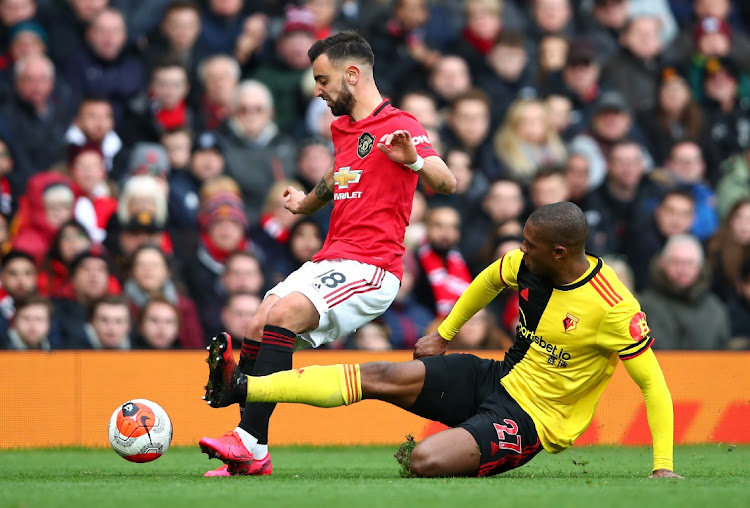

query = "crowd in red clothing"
[[1, 0, 750, 351]]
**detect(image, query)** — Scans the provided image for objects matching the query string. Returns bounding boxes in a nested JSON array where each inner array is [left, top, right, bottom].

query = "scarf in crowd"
[[155, 100, 188, 130], [417, 243, 472, 318], [462, 27, 495, 56], [259, 213, 290, 244]]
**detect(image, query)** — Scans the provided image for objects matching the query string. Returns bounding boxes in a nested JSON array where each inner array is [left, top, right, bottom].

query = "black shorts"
[[409, 354, 543, 477]]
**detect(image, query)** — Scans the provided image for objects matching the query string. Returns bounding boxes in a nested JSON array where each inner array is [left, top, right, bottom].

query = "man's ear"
[[553, 245, 567, 261], [346, 65, 360, 85]]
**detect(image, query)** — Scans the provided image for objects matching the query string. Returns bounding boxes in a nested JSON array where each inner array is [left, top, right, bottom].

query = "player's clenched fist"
[[283, 186, 306, 214], [377, 130, 418, 165]]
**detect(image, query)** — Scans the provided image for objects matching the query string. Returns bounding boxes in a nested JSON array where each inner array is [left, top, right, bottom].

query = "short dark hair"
[[150, 56, 188, 80], [88, 294, 130, 321], [450, 88, 491, 111], [528, 201, 588, 249], [1, 250, 35, 269], [308, 30, 374, 66], [14, 294, 52, 319], [163, 0, 199, 17], [495, 30, 526, 49], [532, 164, 566, 183], [660, 188, 695, 206]]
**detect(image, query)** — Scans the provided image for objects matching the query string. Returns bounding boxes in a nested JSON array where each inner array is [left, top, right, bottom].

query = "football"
[[108, 399, 173, 463]]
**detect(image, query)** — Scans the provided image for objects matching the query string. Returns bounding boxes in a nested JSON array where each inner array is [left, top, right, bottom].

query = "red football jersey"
[[313, 100, 438, 280]]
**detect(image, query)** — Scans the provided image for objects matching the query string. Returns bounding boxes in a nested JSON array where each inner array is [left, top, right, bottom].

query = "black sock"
[[238, 325, 295, 443], [238, 338, 260, 418]]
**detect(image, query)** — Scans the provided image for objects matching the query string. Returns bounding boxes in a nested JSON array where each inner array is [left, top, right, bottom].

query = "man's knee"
[[245, 315, 266, 340], [264, 294, 319, 332], [408, 441, 441, 477]]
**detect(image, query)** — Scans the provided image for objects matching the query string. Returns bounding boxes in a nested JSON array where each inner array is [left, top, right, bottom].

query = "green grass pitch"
[[1, 445, 748, 508]]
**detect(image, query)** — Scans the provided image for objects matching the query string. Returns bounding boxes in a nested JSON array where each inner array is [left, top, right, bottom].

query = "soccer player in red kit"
[[199, 31, 456, 476]]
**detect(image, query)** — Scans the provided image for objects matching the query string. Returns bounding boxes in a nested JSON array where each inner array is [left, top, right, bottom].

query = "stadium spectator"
[[168, 131, 225, 231], [123, 57, 196, 144], [428, 147, 489, 220], [544, 92, 575, 140], [83, 294, 132, 350], [460, 178, 525, 272], [0, 20, 47, 94], [36, 219, 92, 299], [625, 188, 696, 291], [265, 217, 323, 288], [494, 98, 567, 187], [442, 89, 500, 179], [249, 180, 302, 265], [528, 0, 576, 41], [252, 6, 317, 135], [12, 171, 75, 264], [640, 234, 729, 350], [1, 295, 52, 350], [221, 251, 265, 297], [665, 0, 750, 65], [536, 33, 569, 89], [660, 141, 718, 240], [602, 14, 664, 112], [217, 80, 296, 224], [582, 139, 664, 256], [563, 152, 590, 206], [0, 0, 36, 41], [133, 297, 181, 350], [0, 138, 14, 217], [185, 189, 252, 334], [0, 54, 73, 195], [727, 258, 750, 350], [53, 249, 119, 348], [161, 127, 193, 180], [398, 90, 441, 130], [0, 249, 37, 338], [44, 0, 106, 66], [636, 66, 712, 169], [367, 0, 444, 97], [707, 198, 750, 301], [220, 292, 261, 349], [347, 319, 392, 351], [715, 147, 750, 219], [477, 31, 536, 125], [196, 55, 240, 131], [449, 307, 509, 350], [232, 11, 270, 72], [428, 55, 473, 112], [67, 144, 118, 243], [292, 138, 334, 225], [123, 244, 204, 349], [61, 7, 145, 126], [549, 37, 604, 135], [415, 206, 472, 318], [65, 97, 121, 173], [145, 0, 209, 85], [569, 90, 652, 190], [199, 0, 249, 55], [381, 251, 433, 350], [580, 0, 630, 63], [450, 0, 504, 78], [699, 58, 750, 165], [529, 164, 570, 209]]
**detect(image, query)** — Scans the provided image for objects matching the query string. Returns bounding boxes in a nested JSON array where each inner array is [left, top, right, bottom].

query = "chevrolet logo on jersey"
[[333, 167, 362, 189]]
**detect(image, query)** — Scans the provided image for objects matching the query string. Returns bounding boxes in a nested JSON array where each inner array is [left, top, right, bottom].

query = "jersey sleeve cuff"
[[618, 336, 655, 360]]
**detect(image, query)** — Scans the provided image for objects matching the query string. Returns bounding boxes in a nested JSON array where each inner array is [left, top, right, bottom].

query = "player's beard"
[[329, 79, 355, 117]]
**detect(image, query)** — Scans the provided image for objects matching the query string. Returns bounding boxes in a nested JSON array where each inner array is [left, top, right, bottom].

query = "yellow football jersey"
[[440, 249, 655, 454]]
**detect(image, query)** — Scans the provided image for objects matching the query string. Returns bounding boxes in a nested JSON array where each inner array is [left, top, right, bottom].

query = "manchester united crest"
[[357, 132, 374, 158]]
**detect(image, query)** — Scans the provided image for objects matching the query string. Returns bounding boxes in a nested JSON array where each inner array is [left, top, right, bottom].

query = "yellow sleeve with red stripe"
[[437, 256, 508, 341], [622, 349, 675, 472]]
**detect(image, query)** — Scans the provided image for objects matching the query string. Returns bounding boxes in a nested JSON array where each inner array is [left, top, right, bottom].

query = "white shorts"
[[265, 259, 400, 348]]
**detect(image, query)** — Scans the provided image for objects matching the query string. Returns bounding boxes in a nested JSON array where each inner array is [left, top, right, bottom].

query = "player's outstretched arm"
[[284, 166, 335, 215], [622, 349, 683, 479], [414, 261, 505, 359], [377, 130, 456, 194]]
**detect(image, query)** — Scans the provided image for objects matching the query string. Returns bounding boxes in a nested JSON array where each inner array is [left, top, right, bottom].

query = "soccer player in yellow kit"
[[204, 201, 682, 478]]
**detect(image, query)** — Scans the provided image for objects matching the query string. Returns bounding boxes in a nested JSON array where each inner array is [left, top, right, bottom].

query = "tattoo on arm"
[[437, 180, 446, 191], [315, 177, 334, 202]]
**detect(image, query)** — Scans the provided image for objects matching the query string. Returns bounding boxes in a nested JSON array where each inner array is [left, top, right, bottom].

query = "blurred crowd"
[[0, 0, 749, 352]]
